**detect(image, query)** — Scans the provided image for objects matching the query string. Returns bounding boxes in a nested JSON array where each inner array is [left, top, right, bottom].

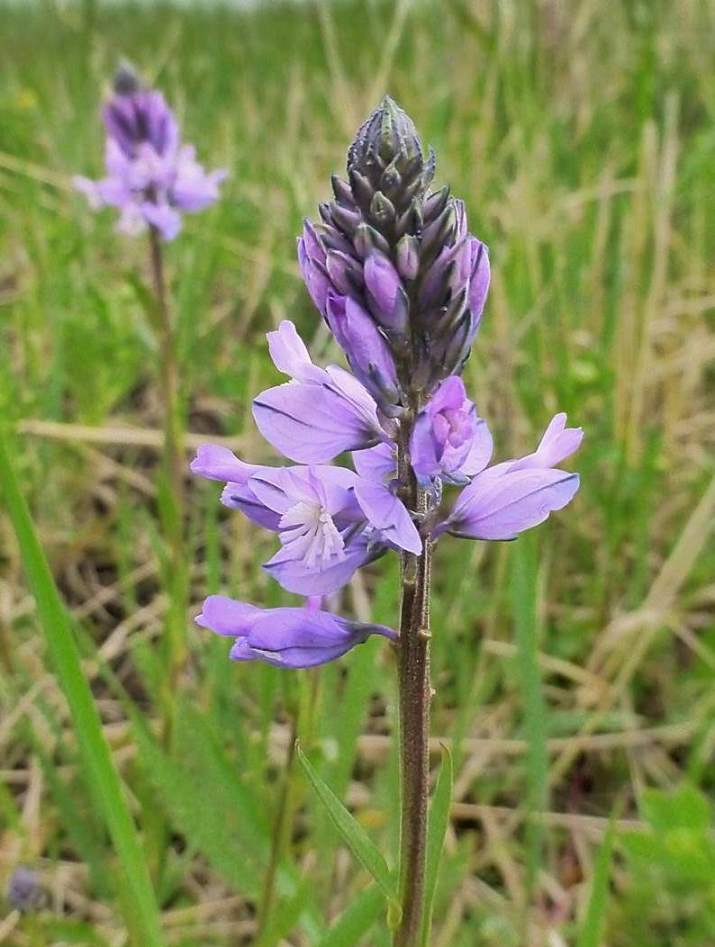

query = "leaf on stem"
[[420, 744, 454, 946], [296, 741, 399, 911]]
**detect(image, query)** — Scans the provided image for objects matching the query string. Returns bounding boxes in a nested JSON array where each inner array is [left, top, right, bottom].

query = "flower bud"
[[420, 203, 457, 262], [331, 174, 356, 207], [369, 191, 397, 229], [326, 294, 400, 406], [326, 250, 363, 295], [353, 222, 391, 259], [468, 241, 490, 326], [297, 221, 330, 315], [348, 168, 374, 209], [113, 60, 140, 95], [364, 252, 409, 334], [396, 235, 419, 280], [348, 95, 423, 176], [423, 185, 450, 223]]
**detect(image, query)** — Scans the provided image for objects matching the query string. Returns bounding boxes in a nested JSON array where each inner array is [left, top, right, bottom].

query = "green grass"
[[1, 0, 714, 945]]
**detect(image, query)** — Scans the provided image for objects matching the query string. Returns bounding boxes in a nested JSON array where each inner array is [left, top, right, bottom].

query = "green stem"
[[148, 228, 187, 742], [256, 672, 320, 942], [256, 719, 298, 938], [148, 227, 184, 516], [394, 423, 432, 947]]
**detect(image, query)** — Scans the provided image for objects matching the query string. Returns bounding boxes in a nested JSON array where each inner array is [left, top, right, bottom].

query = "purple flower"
[[438, 414, 582, 540], [253, 320, 390, 463], [190, 98, 582, 675], [410, 376, 493, 483], [192, 447, 420, 594], [197, 595, 396, 668], [74, 67, 225, 240]]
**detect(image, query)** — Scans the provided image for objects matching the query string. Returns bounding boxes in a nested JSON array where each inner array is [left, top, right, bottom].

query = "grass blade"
[[316, 885, 384, 947], [296, 741, 398, 907], [511, 536, 549, 906], [0, 430, 164, 947], [420, 745, 453, 946], [576, 818, 616, 947]]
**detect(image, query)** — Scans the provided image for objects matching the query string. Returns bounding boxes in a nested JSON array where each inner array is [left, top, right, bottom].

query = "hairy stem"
[[394, 424, 432, 947]]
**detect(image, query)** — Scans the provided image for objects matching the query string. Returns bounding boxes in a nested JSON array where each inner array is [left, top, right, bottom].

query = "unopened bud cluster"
[[298, 96, 490, 411]]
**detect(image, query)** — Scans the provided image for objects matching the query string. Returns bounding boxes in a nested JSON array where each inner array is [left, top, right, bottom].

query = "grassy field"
[[1, 0, 714, 944]]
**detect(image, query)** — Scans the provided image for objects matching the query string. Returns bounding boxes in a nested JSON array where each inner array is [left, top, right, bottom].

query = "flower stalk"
[[148, 225, 184, 516], [148, 226, 188, 737], [395, 421, 432, 946], [190, 95, 582, 945]]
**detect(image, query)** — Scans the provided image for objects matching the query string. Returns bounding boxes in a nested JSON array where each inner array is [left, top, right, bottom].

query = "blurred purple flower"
[[6, 867, 44, 913], [74, 65, 225, 240], [197, 594, 396, 668]]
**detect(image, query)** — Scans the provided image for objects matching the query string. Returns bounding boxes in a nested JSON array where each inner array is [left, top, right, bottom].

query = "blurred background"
[[1, 1, 714, 945]]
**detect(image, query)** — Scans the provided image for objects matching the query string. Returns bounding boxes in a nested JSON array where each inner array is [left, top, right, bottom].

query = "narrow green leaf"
[[0, 430, 163, 947], [330, 642, 376, 799], [316, 885, 384, 947], [420, 745, 454, 946], [296, 742, 398, 906], [576, 819, 616, 947], [254, 879, 311, 947]]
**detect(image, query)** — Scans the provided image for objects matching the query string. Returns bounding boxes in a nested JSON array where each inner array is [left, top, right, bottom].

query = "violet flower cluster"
[[193, 98, 582, 669], [74, 64, 225, 240]]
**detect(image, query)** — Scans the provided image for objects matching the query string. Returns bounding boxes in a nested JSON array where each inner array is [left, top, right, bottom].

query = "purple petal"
[[263, 539, 371, 595], [73, 175, 103, 209], [141, 201, 182, 240], [363, 252, 408, 333], [508, 413, 584, 472], [230, 639, 355, 668], [247, 608, 350, 649], [456, 418, 493, 477], [116, 203, 146, 236], [171, 145, 226, 211], [247, 465, 357, 517], [352, 442, 396, 482], [220, 481, 283, 530], [253, 382, 382, 463], [410, 376, 486, 482], [354, 480, 422, 554], [298, 233, 330, 316], [190, 444, 260, 484], [325, 294, 399, 404], [468, 240, 490, 326], [266, 320, 324, 383], [195, 595, 262, 636], [448, 468, 580, 540]]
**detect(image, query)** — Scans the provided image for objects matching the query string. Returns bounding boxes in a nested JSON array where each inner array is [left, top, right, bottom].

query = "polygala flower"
[[197, 595, 396, 668], [192, 96, 582, 676], [74, 63, 226, 240]]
